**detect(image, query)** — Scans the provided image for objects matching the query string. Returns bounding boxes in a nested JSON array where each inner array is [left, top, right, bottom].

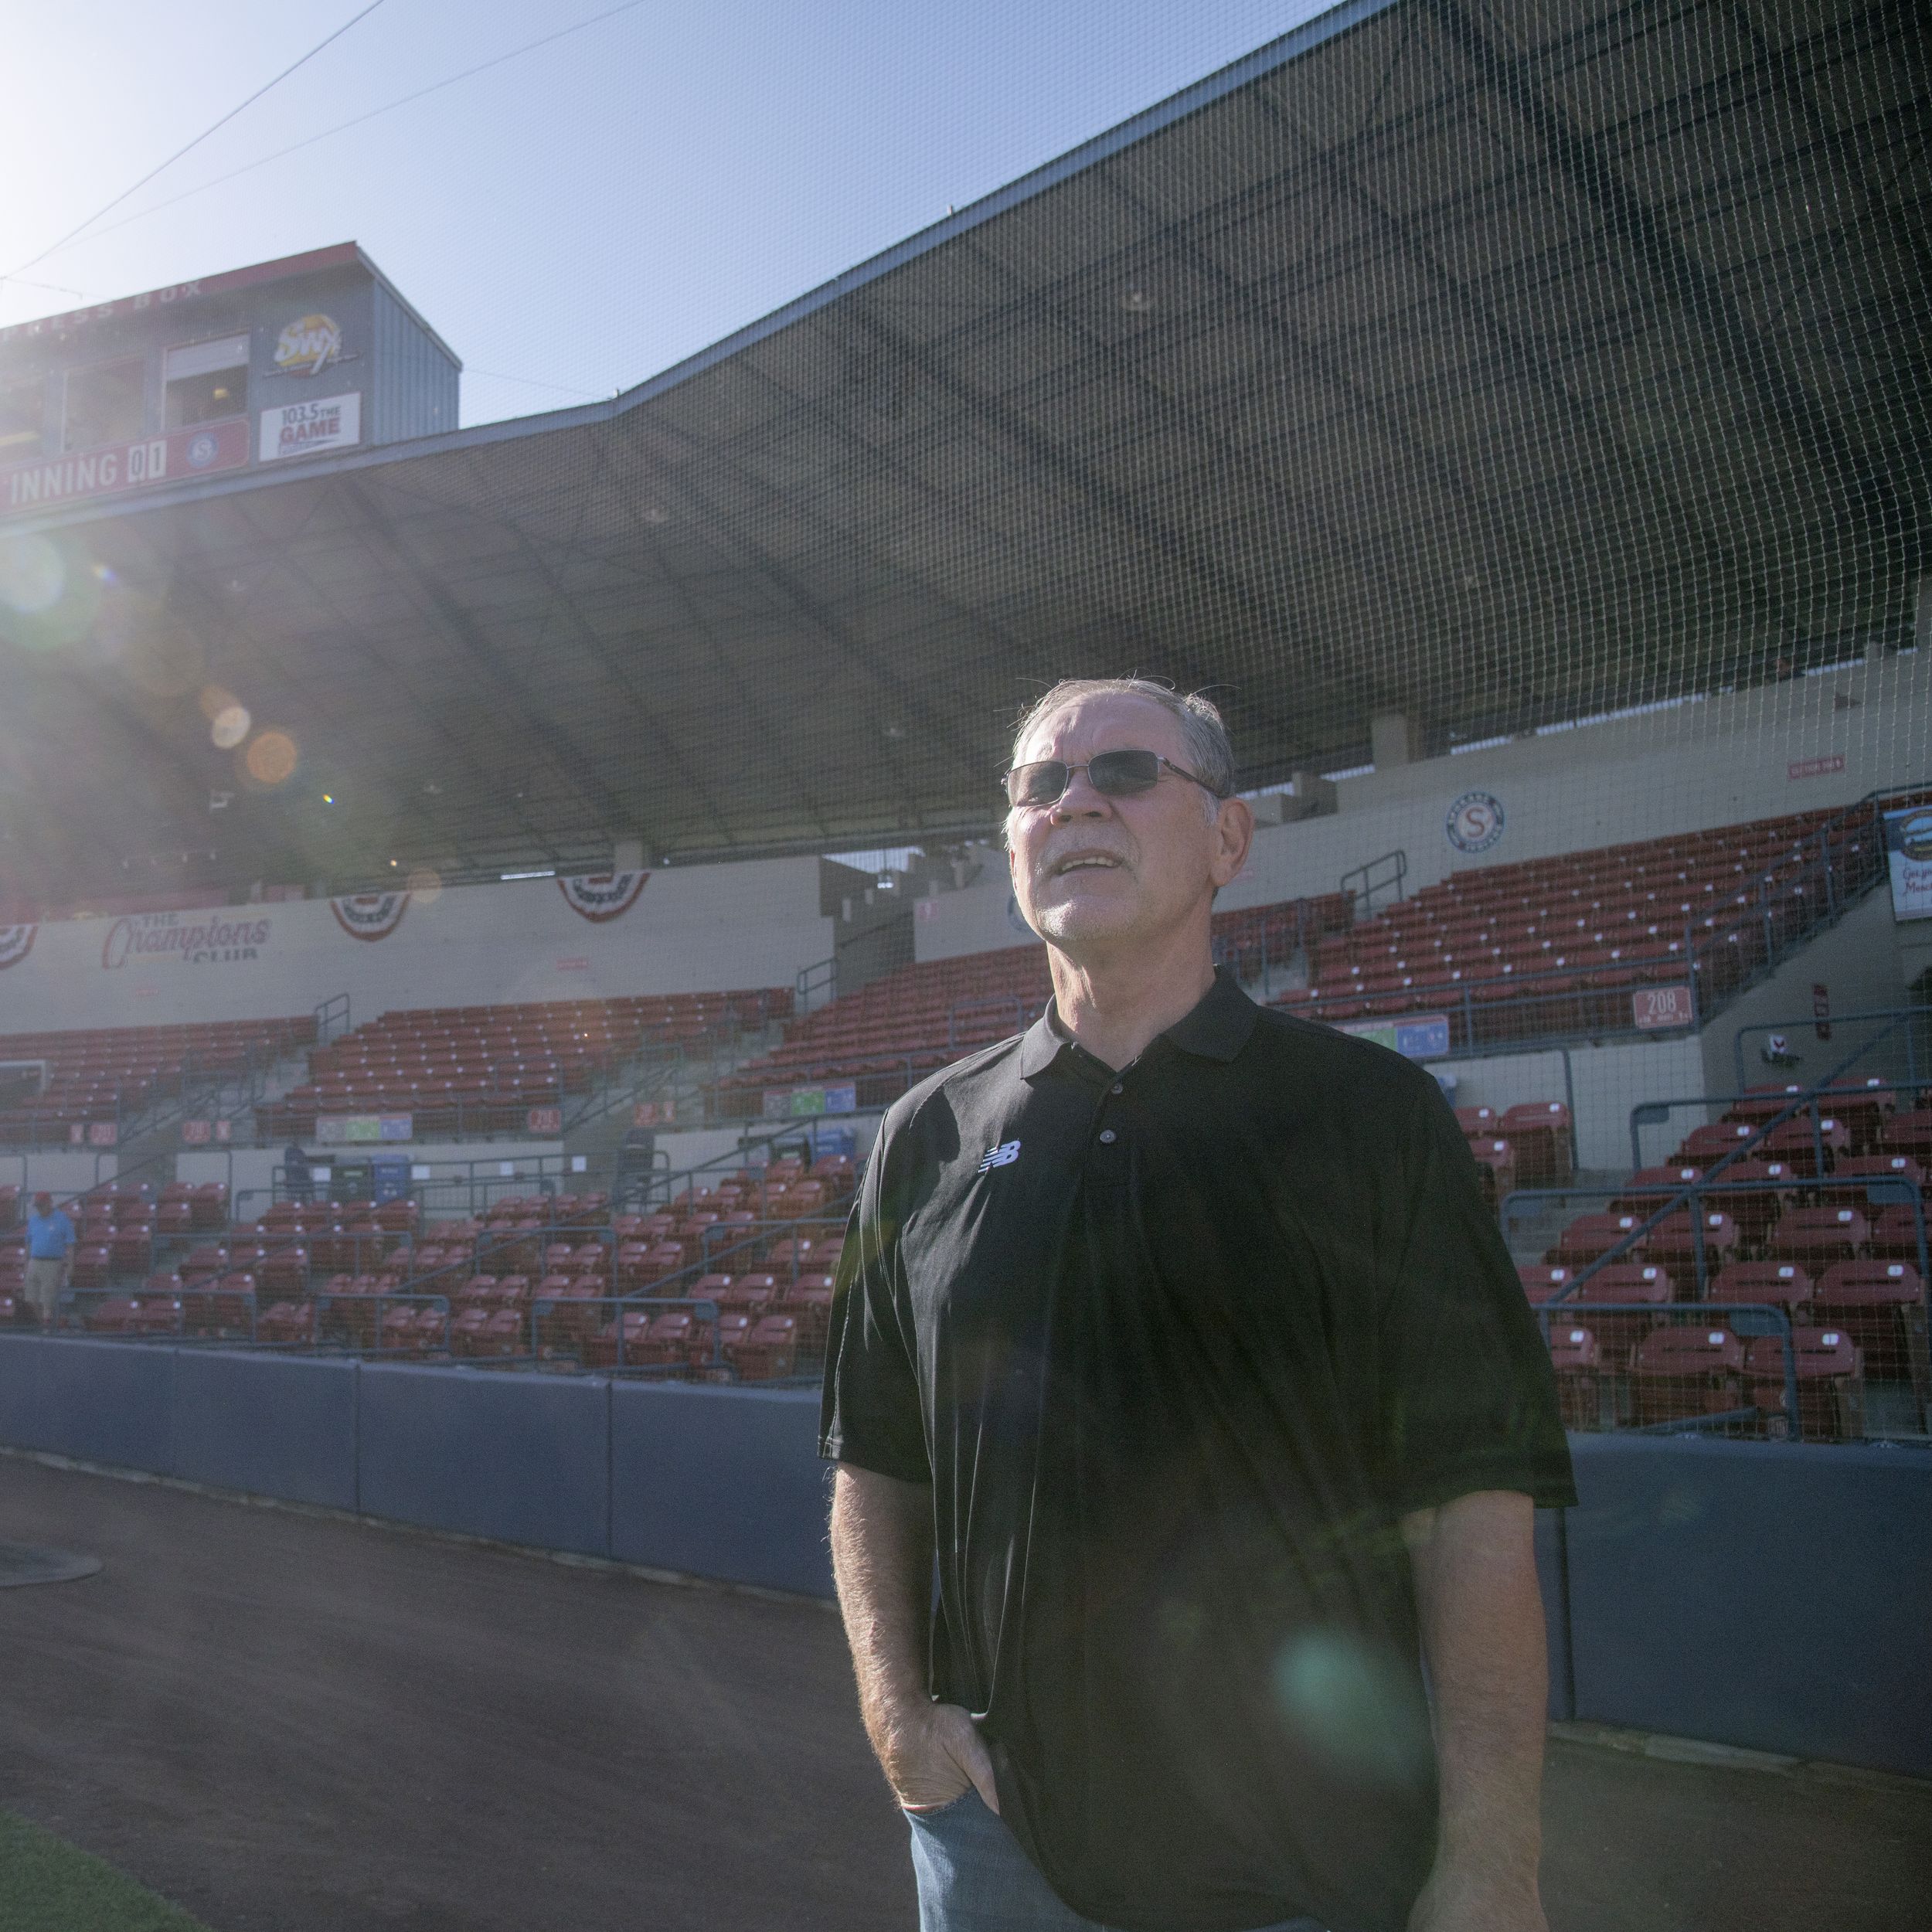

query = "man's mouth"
[[1046, 852, 1125, 878]]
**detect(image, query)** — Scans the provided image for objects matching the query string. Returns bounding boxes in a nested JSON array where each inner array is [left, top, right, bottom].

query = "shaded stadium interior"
[[2, 0, 1926, 904]]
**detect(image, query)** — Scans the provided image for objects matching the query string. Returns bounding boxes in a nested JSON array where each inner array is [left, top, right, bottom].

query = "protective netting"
[[0, 1, 1927, 1434]]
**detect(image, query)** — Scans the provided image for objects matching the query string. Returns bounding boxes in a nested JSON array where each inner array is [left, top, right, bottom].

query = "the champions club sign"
[[100, 910, 273, 971]]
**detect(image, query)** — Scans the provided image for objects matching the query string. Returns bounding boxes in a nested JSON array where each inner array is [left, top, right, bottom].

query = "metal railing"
[[1342, 848, 1407, 919], [315, 992, 352, 1046], [0, 1029, 318, 1151], [1505, 1176, 1928, 1303]]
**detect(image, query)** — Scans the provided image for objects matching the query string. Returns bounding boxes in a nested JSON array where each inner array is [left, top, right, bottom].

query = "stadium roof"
[[2, 0, 1925, 898]]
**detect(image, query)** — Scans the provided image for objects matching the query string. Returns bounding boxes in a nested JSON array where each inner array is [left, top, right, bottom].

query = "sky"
[[2, 0, 1333, 429]]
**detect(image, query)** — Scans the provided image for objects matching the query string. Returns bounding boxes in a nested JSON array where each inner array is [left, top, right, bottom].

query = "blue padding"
[[0, 1335, 174, 1471], [611, 1383, 833, 1597], [1565, 1435, 1932, 1777], [357, 1364, 610, 1556], [1534, 1508, 1572, 1723], [170, 1350, 359, 1510]]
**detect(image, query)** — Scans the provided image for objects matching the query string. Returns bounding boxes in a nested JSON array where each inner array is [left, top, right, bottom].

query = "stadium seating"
[[719, 893, 1580, 1125], [0, 1018, 313, 1147], [1745, 1329, 1866, 1443], [1631, 1326, 1747, 1427], [1270, 807, 1879, 1049], [256, 992, 786, 1141], [1525, 1057, 1928, 1439]]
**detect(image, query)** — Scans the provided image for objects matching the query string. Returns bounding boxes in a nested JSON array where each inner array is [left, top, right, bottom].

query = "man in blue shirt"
[[24, 1191, 76, 1329]]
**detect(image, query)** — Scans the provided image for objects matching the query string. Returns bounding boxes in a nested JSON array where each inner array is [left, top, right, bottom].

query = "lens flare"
[[0, 534, 99, 653], [1272, 1631, 1433, 1784], [211, 704, 252, 750], [0, 536, 64, 615], [405, 866, 444, 905], [243, 730, 299, 787]]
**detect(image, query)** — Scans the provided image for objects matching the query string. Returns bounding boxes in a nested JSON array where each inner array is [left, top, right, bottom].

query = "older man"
[[822, 679, 1573, 1932], [23, 1190, 76, 1330]]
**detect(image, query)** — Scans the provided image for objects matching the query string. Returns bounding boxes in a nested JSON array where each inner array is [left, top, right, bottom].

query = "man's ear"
[[1211, 796, 1254, 889]]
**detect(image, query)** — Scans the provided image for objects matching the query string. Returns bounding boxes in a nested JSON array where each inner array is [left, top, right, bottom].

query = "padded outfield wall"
[[0, 1336, 1924, 1780]]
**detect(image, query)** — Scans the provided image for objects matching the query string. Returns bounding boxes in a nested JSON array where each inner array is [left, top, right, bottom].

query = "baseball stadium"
[[0, 2, 1927, 1928]]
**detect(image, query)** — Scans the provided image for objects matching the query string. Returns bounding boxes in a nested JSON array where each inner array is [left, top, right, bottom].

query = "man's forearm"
[[1402, 1490, 1548, 1923], [829, 1463, 935, 1761]]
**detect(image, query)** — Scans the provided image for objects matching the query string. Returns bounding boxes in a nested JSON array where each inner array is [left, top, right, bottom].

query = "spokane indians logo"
[[1444, 789, 1505, 855]]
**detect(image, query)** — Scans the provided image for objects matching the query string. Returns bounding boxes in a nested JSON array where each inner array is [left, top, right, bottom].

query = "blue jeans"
[[906, 1791, 1325, 1932]]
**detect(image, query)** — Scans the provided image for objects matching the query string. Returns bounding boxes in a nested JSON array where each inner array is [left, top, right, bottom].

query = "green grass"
[[0, 1810, 212, 1931]]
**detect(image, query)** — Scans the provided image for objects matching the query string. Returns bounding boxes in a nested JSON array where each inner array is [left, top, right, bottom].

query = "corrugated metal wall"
[[369, 280, 459, 444]]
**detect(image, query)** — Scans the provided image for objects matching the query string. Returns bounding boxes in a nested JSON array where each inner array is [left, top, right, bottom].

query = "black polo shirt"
[[821, 971, 1574, 1932]]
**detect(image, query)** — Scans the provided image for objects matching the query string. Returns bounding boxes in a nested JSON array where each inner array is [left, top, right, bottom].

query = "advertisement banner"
[[1883, 807, 1932, 921], [1339, 1015, 1451, 1060], [100, 909, 273, 971], [632, 1100, 675, 1127], [3, 417, 250, 514], [1632, 985, 1696, 1030], [258, 390, 362, 463], [316, 1113, 413, 1145], [526, 1106, 563, 1135]]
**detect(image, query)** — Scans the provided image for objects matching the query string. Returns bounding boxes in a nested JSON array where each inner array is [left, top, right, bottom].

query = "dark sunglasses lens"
[[1088, 750, 1164, 795], [1007, 761, 1070, 807]]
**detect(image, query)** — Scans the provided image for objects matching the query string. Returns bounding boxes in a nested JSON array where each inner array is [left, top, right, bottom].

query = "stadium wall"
[[0, 858, 830, 1033], [0, 1338, 1925, 1776], [916, 654, 1927, 964], [1697, 890, 1913, 1100]]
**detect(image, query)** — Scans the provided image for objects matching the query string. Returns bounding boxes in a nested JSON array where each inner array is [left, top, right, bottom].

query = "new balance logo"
[[977, 1140, 1022, 1174]]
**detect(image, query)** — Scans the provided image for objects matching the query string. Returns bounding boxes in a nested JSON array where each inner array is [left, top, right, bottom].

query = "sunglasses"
[[1002, 748, 1223, 809]]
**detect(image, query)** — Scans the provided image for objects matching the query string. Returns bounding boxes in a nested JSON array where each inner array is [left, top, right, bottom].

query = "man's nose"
[[1048, 767, 1111, 821]]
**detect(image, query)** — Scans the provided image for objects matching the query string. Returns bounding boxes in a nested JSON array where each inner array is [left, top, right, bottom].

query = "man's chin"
[[1032, 900, 1140, 951]]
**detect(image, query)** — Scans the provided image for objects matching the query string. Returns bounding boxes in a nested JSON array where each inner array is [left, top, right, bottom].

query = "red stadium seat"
[[1767, 1207, 1868, 1271], [781, 1274, 837, 1349], [727, 1313, 798, 1381], [1708, 1263, 1812, 1315], [1631, 1326, 1747, 1427], [1550, 1214, 1643, 1270], [1744, 1328, 1865, 1442], [257, 1300, 316, 1346], [1640, 1210, 1738, 1291], [1544, 1322, 1604, 1431], [1815, 1263, 1928, 1400]]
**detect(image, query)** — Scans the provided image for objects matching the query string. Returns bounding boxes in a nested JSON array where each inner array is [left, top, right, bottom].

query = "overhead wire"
[[23, 0, 655, 260], [3, 0, 389, 285]]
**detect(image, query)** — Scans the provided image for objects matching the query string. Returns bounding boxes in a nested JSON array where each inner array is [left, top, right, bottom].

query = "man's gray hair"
[[1009, 678, 1236, 800]]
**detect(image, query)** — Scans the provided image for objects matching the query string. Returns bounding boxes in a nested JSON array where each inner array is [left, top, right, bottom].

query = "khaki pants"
[[23, 1256, 66, 1327]]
